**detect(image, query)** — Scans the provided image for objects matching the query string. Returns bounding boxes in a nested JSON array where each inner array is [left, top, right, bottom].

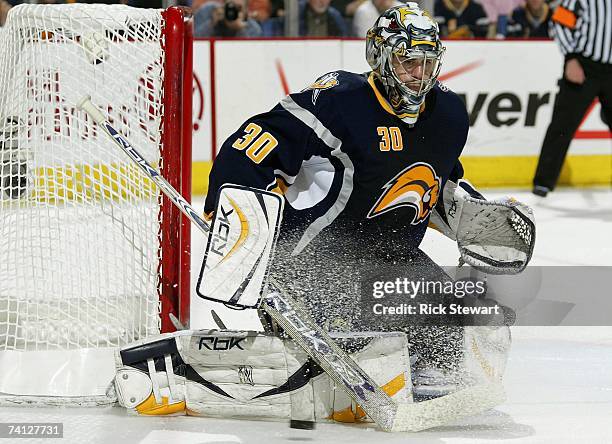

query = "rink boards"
[[188, 39, 612, 192]]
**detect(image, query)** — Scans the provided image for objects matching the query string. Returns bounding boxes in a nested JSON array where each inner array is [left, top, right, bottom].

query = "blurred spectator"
[[262, 0, 347, 37], [332, 0, 367, 18], [248, 0, 273, 22], [247, 0, 285, 19], [0, 0, 12, 27], [193, 0, 221, 30], [478, 0, 521, 36], [507, 0, 552, 38], [269, 0, 286, 18], [191, 0, 218, 10], [301, 0, 347, 36], [194, 0, 262, 37], [434, 0, 489, 38], [352, 0, 403, 37]]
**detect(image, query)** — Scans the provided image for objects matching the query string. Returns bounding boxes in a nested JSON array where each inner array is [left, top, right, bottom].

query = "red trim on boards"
[[574, 100, 612, 139]]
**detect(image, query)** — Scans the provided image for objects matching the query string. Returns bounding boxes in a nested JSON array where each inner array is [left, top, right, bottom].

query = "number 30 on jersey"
[[377, 126, 403, 152], [232, 123, 278, 163]]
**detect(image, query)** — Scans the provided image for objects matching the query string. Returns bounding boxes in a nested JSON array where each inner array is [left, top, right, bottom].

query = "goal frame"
[[159, 6, 193, 332], [0, 5, 193, 405]]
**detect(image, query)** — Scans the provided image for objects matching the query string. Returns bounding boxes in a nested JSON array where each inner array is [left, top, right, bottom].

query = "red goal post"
[[160, 6, 193, 333]]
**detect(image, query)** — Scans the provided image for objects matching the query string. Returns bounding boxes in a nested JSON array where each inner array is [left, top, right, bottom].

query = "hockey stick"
[[78, 96, 505, 432], [263, 286, 506, 432]]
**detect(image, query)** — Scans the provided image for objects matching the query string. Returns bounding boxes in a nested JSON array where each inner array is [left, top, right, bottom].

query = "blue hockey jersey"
[[204, 70, 469, 261]]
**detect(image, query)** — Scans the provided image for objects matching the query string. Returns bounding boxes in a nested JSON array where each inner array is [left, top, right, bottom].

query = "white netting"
[[0, 4, 168, 353]]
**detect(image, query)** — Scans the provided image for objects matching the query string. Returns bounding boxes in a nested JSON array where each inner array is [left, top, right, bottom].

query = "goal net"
[[0, 4, 192, 405]]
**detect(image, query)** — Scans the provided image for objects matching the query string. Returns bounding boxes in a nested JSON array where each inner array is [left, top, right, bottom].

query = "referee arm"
[[551, 0, 586, 83]]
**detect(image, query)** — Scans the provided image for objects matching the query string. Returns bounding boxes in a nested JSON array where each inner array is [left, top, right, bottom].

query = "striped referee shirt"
[[552, 0, 612, 64]]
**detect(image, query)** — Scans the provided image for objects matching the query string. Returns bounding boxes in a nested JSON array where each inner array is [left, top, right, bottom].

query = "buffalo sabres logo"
[[306, 72, 339, 105], [367, 162, 441, 224], [398, 6, 418, 23]]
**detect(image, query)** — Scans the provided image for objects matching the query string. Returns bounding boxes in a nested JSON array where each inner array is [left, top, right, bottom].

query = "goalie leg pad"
[[183, 331, 319, 420], [115, 331, 191, 415], [412, 325, 511, 399], [115, 330, 320, 420], [463, 326, 511, 384], [114, 330, 413, 424], [329, 332, 413, 423]]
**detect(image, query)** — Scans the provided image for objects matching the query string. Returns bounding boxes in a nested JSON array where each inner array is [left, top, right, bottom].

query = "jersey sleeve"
[[551, 0, 584, 58], [204, 74, 344, 214], [204, 107, 309, 213], [449, 160, 464, 182]]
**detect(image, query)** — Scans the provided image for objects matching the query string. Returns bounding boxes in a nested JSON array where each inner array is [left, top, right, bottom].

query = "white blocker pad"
[[113, 329, 411, 423], [197, 185, 283, 308]]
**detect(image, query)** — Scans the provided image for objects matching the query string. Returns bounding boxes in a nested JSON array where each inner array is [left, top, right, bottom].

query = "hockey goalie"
[[113, 3, 534, 429]]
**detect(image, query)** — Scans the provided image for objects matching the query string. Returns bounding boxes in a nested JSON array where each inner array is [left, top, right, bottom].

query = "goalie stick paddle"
[[78, 96, 506, 432]]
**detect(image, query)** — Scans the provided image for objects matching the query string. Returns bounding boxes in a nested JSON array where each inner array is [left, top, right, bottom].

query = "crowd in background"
[[191, 0, 558, 39], [1, 0, 558, 39]]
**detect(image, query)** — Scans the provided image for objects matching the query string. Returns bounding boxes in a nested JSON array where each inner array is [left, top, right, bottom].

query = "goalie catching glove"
[[429, 179, 535, 274]]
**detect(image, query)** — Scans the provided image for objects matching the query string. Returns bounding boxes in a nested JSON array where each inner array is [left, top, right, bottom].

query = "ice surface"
[[2, 188, 611, 443]]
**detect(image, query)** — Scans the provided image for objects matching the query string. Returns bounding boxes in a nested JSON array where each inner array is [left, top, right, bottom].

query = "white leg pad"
[[114, 329, 412, 423]]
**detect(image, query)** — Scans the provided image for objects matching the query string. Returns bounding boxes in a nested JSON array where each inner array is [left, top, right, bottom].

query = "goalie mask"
[[366, 4, 445, 125]]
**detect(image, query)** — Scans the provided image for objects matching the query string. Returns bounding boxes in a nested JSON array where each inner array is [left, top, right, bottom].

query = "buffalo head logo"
[[367, 162, 441, 224], [306, 72, 339, 105]]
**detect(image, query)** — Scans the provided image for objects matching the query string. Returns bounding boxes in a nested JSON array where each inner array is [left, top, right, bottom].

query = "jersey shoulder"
[[432, 81, 468, 123], [434, 81, 461, 102], [308, 70, 368, 93], [291, 70, 368, 110], [428, 81, 469, 153]]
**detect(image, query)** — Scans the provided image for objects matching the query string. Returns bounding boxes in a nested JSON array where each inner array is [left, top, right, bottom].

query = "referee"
[[533, 0, 612, 197]]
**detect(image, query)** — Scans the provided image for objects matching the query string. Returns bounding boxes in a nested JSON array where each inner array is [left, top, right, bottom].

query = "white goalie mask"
[[366, 4, 445, 125]]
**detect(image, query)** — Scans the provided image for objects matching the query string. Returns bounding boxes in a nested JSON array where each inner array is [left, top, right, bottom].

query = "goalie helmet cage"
[[0, 4, 192, 405]]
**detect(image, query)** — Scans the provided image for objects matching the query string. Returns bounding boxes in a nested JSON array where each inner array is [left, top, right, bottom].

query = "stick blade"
[[391, 382, 506, 432]]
